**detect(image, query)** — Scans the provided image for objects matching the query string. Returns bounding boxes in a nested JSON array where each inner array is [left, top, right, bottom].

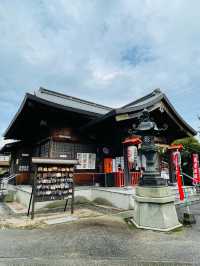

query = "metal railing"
[[182, 172, 200, 194], [0, 155, 10, 162], [0, 174, 18, 192], [73, 171, 141, 187], [182, 172, 194, 181]]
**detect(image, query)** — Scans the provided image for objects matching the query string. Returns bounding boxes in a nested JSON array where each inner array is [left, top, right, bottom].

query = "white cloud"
[[0, 0, 200, 137]]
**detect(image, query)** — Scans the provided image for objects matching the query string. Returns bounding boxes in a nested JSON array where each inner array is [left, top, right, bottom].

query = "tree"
[[172, 137, 200, 183], [172, 137, 200, 154]]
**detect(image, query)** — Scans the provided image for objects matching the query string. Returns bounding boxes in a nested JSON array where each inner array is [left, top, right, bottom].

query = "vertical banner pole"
[[64, 198, 68, 212], [71, 182, 74, 214], [31, 167, 37, 220], [105, 173, 107, 187], [27, 189, 33, 216]]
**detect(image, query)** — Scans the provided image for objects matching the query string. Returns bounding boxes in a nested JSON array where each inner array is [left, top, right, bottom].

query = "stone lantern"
[[131, 109, 182, 231], [132, 109, 166, 186]]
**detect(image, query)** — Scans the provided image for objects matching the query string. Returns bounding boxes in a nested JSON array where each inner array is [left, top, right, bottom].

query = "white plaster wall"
[[12, 185, 93, 209], [11, 185, 135, 210], [91, 188, 135, 210], [7, 185, 198, 212], [74, 187, 92, 201]]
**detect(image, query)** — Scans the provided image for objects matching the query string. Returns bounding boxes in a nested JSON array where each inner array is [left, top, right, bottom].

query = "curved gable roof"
[[119, 89, 196, 136], [82, 89, 197, 137], [121, 88, 163, 109], [3, 88, 196, 140], [3, 88, 111, 139]]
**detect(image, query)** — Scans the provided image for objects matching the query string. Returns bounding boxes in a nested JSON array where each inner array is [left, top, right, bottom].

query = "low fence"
[[0, 155, 10, 161], [115, 172, 141, 187], [73, 171, 141, 187], [0, 174, 18, 192]]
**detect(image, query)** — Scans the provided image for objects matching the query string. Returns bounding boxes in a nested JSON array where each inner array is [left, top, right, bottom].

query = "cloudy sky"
[[0, 0, 200, 146]]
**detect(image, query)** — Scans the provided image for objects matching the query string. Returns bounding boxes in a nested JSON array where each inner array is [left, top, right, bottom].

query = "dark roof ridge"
[[38, 87, 112, 111], [121, 88, 163, 109]]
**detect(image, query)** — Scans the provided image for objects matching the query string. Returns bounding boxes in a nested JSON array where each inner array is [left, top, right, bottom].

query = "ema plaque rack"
[[27, 157, 78, 219]]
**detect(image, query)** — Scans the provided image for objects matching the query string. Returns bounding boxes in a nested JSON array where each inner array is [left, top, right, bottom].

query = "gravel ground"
[[0, 202, 200, 265]]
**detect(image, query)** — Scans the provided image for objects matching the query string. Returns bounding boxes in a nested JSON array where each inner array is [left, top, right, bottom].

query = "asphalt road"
[[0, 203, 200, 266]]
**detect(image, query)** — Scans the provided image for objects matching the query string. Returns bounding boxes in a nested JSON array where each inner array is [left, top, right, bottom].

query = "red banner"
[[173, 152, 184, 201], [176, 165, 185, 201], [192, 154, 200, 184]]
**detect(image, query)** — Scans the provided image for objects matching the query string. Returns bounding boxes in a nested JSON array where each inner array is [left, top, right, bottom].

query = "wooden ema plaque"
[[27, 158, 77, 219]]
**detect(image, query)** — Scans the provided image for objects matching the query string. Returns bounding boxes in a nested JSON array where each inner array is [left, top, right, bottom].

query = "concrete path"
[[0, 202, 200, 265]]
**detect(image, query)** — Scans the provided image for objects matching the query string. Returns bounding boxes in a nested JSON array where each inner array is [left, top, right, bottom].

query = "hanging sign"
[[192, 154, 200, 184], [115, 114, 129, 121]]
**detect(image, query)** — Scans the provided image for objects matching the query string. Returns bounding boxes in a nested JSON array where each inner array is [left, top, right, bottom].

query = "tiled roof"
[[36, 87, 112, 115]]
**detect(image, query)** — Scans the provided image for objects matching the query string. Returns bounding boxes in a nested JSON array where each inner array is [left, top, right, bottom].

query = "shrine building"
[[1, 87, 196, 187]]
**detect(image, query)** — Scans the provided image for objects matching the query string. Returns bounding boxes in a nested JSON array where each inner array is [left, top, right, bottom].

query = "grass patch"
[[3, 191, 15, 202], [166, 225, 183, 234], [45, 200, 66, 209], [45, 196, 90, 209], [74, 196, 90, 204], [92, 197, 114, 207], [124, 217, 137, 230]]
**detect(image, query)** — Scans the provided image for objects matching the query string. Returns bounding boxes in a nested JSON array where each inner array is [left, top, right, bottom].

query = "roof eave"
[[161, 94, 197, 136], [83, 91, 197, 137], [3, 93, 104, 139], [3, 94, 29, 138]]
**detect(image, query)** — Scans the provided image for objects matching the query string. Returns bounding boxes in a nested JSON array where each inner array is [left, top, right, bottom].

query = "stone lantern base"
[[132, 186, 182, 231]]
